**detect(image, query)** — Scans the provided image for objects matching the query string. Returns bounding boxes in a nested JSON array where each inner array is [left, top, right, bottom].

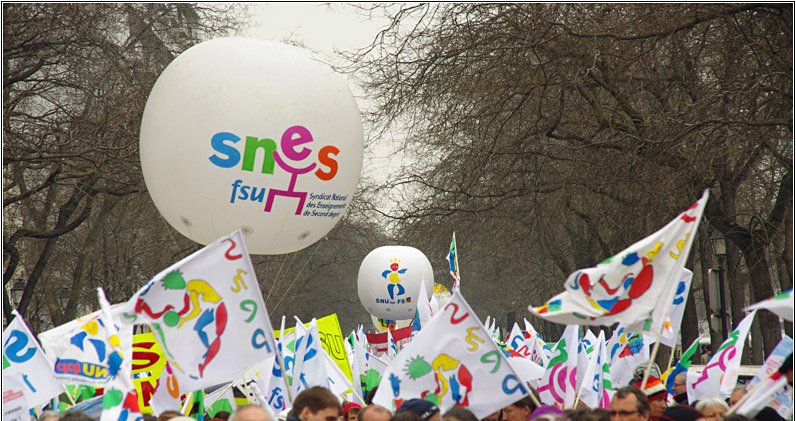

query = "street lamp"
[[57, 287, 71, 310], [709, 231, 729, 340], [10, 281, 25, 308]]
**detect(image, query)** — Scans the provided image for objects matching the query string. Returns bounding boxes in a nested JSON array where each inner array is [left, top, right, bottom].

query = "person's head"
[[504, 396, 539, 421], [396, 399, 441, 421], [632, 378, 667, 421], [728, 386, 747, 407], [290, 387, 342, 421], [673, 373, 688, 397], [39, 411, 59, 421], [529, 406, 566, 421], [443, 407, 478, 421], [694, 398, 729, 421], [230, 406, 272, 421], [392, 413, 423, 421], [567, 409, 604, 421], [61, 412, 95, 421], [345, 403, 364, 421], [360, 405, 393, 421], [659, 405, 704, 421], [143, 415, 157, 421], [610, 387, 650, 421], [159, 411, 184, 421], [216, 412, 232, 421], [480, 411, 502, 421]]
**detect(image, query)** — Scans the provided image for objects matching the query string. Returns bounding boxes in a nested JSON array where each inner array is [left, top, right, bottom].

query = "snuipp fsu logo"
[[208, 124, 347, 218], [379, 258, 411, 304]]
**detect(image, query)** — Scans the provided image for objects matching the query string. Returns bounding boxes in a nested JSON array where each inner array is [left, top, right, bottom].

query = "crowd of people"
[[34, 353, 793, 421]]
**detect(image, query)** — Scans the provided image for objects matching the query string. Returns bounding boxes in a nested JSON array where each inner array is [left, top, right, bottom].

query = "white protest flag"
[[735, 373, 789, 418], [417, 279, 434, 328], [606, 323, 650, 387], [524, 319, 551, 366], [291, 318, 329, 396], [345, 337, 363, 401], [736, 336, 793, 418], [39, 304, 133, 387], [745, 289, 793, 321], [98, 288, 143, 421], [246, 352, 290, 414], [507, 323, 532, 359], [578, 332, 613, 409], [2, 311, 65, 408], [150, 362, 183, 414], [576, 330, 598, 389], [372, 291, 530, 418], [123, 230, 278, 392], [636, 269, 693, 348], [531, 191, 708, 331], [386, 328, 398, 360], [687, 311, 757, 402], [537, 325, 579, 408]]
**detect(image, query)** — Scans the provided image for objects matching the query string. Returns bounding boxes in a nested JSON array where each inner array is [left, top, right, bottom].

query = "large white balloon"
[[358, 246, 435, 320], [140, 38, 363, 254]]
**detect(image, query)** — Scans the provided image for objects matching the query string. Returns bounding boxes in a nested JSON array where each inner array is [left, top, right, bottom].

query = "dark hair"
[[510, 395, 539, 412], [778, 354, 792, 375], [216, 411, 232, 421], [292, 387, 342, 416], [567, 409, 604, 421], [143, 415, 158, 421], [592, 409, 610, 421], [61, 412, 94, 421], [360, 405, 392, 421], [443, 407, 478, 421], [392, 413, 423, 421], [613, 386, 650, 414]]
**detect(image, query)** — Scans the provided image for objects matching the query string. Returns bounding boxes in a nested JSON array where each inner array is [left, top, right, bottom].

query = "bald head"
[[231, 406, 272, 421], [358, 405, 391, 421]]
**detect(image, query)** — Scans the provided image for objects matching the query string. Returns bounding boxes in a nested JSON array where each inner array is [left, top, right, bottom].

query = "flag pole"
[[642, 190, 709, 389]]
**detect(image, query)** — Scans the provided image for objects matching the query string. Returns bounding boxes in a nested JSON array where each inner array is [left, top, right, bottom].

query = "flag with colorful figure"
[[372, 291, 529, 418], [446, 232, 461, 291], [149, 362, 183, 414], [523, 319, 551, 366], [537, 325, 579, 408], [2, 312, 66, 408], [123, 230, 278, 392], [606, 323, 650, 388], [39, 304, 133, 387], [632, 269, 693, 348], [578, 331, 613, 409], [531, 191, 708, 330], [687, 311, 756, 402], [745, 289, 793, 321], [98, 288, 143, 421], [662, 335, 703, 396], [742, 336, 793, 418]]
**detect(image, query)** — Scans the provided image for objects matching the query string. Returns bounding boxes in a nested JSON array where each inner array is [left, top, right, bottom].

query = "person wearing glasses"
[[671, 374, 689, 406], [609, 387, 650, 421]]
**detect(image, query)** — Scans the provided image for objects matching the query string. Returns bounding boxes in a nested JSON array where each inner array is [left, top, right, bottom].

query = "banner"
[[40, 305, 133, 387], [2, 312, 65, 408], [373, 291, 529, 418], [124, 230, 278, 392], [275, 313, 353, 381]]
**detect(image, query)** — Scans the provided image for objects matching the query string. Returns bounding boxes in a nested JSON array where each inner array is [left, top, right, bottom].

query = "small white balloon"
[[140, 37, 363, 254], [357, 246, 435, 320]]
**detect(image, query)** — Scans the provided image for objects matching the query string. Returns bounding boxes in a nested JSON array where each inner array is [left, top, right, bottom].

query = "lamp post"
[[709, 231, 729, 341], [10, 281, 25, 308]]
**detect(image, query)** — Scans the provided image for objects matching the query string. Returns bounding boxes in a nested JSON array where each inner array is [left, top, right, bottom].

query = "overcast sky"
[[244, 3, 403, 189]]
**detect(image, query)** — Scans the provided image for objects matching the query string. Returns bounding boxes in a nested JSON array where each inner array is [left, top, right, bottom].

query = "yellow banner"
[[131, 332, 168, 413], [275, 313, 352, 381]]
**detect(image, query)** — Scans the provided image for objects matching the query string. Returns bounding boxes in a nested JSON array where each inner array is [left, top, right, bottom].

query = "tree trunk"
[[740, 239, 782, 355]]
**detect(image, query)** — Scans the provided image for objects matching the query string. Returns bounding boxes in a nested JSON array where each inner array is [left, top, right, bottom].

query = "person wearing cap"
[[633, 377, 667, 421], [529, 405, 566, 421], [610, 386, 650, 421], [396, 399, 441, 421], [344, 403, 363, 421], [659, 406, 705, 421]]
